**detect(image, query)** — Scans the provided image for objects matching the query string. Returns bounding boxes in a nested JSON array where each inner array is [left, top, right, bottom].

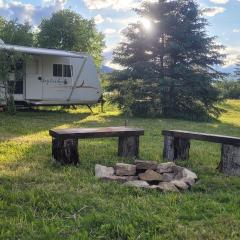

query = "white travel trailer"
[[0, 41, 102, 108]]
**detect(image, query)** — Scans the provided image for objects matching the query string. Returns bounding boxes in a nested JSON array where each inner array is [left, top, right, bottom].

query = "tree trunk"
[[52, 138, 79, 165], [118, 136, 139, 158], [163, 136, 190, 161], [217, 144, 240, 176]]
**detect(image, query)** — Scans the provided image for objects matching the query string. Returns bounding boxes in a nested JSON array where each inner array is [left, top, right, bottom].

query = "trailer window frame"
[[63, 65, 73, 78], [53, 64, 63, 77]]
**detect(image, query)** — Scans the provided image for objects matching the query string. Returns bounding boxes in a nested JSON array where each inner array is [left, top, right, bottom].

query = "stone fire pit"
[[95, 160, 198, 192]]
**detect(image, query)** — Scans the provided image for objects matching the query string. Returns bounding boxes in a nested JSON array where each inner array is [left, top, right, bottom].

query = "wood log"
[[217, 144, 240, 176], [163, 136, 190, 161], [118, 136, 139, 157], [52, 138, 79, 165], [174, 137, 190, 160], [163, 136, 175, 161]]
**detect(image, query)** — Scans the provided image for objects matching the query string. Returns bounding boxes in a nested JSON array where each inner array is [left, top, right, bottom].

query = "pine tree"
[[109, 0, 225, 119]]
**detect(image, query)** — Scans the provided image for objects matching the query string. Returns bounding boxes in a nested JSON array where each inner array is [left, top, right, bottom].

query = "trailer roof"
[[0, 43, 87, 58]]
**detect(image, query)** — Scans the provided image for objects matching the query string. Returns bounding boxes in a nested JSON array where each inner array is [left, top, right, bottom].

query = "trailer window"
[[64, 65, 73, 77], [53, 64, 62, 77]]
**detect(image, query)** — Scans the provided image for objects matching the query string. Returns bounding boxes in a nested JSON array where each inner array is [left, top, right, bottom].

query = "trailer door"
[[26, 56, 43, 100]]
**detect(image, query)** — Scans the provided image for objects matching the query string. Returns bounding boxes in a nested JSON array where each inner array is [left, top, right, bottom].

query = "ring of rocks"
[[95, 160, 198, 192]]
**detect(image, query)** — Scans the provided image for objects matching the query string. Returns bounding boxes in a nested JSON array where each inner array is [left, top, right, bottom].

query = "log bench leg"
[[217, 144, 240, 176], [163, 136, 190, 161], [52, 138, 79, 165], [163, 136, 175, 160], [118, 136, 139, 158], [174, 137, 190, 160]]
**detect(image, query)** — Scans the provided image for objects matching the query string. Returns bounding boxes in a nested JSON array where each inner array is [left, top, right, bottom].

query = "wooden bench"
[[49, 126, 144, 165], [162, 130, 240, 176]]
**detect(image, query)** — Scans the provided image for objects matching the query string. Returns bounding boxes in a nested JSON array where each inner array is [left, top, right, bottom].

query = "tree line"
[[0, 9, 105, 69]]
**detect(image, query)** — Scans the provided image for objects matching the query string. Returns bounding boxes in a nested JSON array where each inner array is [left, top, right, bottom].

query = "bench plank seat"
[[50, 127, 144, 139], [49, 126, 144, 165], [162, 129, 240, 176], [162, 130, 240, 146]]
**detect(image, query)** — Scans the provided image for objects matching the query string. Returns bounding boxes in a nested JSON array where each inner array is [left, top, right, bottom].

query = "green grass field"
[[1, 100, 240, 240]]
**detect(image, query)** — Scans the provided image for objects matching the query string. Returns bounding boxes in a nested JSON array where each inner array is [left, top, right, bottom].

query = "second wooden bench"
[[162, 130, 240, 176]]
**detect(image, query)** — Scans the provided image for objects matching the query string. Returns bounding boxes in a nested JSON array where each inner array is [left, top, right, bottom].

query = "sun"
[[141, 18, 152, 31]]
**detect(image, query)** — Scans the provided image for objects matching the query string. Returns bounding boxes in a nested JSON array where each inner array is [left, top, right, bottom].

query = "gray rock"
[[156, 162, 176, 173], [173, 167, 197, 183], [134, 160, 158, 170], [182, 168, 198, 180], [162, 173, 175, 182], [115, 163, 136, 176], [124, 180, 149, 188], [139, 169, 163, 182], [157, 182, 179, 192], [181, 177, 195, 186], [172, 165, 185, 179], [95, 164, 114, 178], [171, 180, 189, 190], [101, 175, 138, 183]]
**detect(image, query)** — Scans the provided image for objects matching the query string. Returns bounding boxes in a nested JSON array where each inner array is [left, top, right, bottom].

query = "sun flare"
[[141, 18, 152, 31]]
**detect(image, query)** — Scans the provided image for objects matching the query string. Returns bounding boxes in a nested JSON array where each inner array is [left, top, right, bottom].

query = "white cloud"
[[106, 17, 113, 23], [94, 14, 104, 24], [222, 46, 240, 67], [233, 28, 240, 33], [0, 0, 5, 8], [0, 0, 66, 25], [105, 60, 124, 70], [202, 7, 225, 17], [209, 0, 229, 4], [42, 0, 66, 6], [104, 28, 117, 34], [107, 16, 139, 26], [33, 0, 66, 24], [103, 44, 116, 53], [8, 1, 35, 23], [83, 0, 138, 10]]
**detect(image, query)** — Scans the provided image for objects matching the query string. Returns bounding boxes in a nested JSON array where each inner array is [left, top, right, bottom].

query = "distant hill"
[[101, 65, 114, 74]]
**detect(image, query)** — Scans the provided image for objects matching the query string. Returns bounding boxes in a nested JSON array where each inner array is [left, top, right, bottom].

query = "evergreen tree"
[[109, 0, 225, 119]]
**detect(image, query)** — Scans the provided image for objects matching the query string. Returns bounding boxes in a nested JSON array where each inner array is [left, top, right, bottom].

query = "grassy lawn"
[[1, 100, 240, 239]]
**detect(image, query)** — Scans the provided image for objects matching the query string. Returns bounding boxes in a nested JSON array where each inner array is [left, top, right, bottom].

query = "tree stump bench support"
[[52, 138, 79, 165], [162, 130, 240, 176], [118, 136, 140, 158], [49, 127, 144, 165]]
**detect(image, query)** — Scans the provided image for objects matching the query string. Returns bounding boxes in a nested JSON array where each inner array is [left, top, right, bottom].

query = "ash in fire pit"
[[95, 160, 198, 192]]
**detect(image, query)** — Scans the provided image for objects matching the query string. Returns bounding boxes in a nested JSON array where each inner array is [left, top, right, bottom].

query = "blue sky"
[[0, 0, 239, 69]]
